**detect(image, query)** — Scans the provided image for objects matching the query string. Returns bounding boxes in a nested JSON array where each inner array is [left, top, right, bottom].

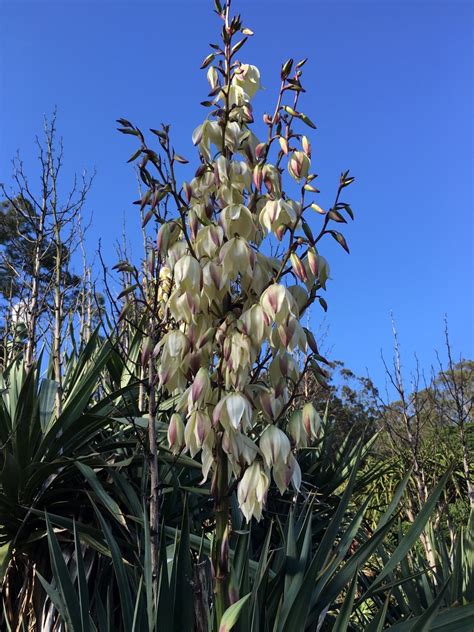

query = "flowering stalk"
[[213, 438, 230, 620], [119, 0, 354, 621]]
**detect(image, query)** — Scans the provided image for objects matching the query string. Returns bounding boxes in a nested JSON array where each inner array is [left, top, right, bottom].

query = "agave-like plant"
[[0, 331, 145, 629], [31, 416, 474, 631]]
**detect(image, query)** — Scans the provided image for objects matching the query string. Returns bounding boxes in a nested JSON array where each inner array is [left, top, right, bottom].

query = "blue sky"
[[1, 0, 472, 391]]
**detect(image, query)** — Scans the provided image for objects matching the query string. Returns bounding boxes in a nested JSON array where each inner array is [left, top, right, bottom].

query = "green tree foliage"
[[0, 196, 80, 303]]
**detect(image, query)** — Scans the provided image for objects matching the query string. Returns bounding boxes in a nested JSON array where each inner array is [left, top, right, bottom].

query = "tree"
[[431, 323, 474, 508], [365, 320, 474, 567], [0, 114, 93, 413]]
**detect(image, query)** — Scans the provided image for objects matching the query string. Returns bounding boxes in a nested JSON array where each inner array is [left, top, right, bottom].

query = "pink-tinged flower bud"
[[192, 123, 204, 146], [287, 411, 307, 448], [189, 210, 199, 241], [273, 453, 301, 495], [208, 262, 225, 292], [263, 113, 272, 125], [277, 320, 292, 348], [147, 250, 155, 275], [207, 65, 219, 90], [205, 202, 214, 220], [255, 143, 266, 160], [302, 403, 320, 440], [302, 135, 311, 156], [197, 327, 216, 349], [288, 151, 310, 182], [274, 380, 286, 400], [307, 249, 319, 277], [188, 353, 202, 376], [168, 413, 185, 455], [237, 461, 269, 522], [259, 425, 291, 469], [261, 284, 285, 319], [289, 155, 301, 179], [210, 225, 223, 248], [240, 304, 267, 346], [223, 337, 232, 363], [183, 181, 193, 203], [261, 284, 296, 325], [174, 255, 202, 293], [233, 63, 261, 99], [195, 164, 207, 178], [221, 204, 255, 241], [262, 164, 281, 196], [242, 104, 254, 123], [290, 253, 308, 282], [162, 330, 190, 360], [190, 367, 211, 407], [184, 410, 211, 457], [227, 432, 258, 468], [274, 224, 286, 241], [222, 431, 231, 455], [215, 320, 228, 347], [156, 223, 170, 255], [158, 366, 170, 388], [260, 390, 276, 420], [279, 137, 289, 155], [219, 237, 254, 280], [273, 318, 296, 351], [253, 165, 263, 190], [201, 432, 215, 482], [279, 354, 289, 376], [214, 392, 252, 432], [141, 336, 154, 368], [214, 161, 221, 187]]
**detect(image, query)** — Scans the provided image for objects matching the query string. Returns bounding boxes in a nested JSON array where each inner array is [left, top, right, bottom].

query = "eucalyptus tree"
[[0, 114, 93, 413]]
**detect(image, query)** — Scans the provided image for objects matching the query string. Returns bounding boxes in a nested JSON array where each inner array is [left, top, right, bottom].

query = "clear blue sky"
[[1, 0, 472, 391]]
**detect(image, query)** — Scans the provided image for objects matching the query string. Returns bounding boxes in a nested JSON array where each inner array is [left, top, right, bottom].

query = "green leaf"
[[118, 284, 139, 299], [76, 462, 127, 527], [365, 469, 451, 596], [328, 230, 350, 253], [300, 113, 317, 129], [36, 571, 68, 623], [94, 504, 135, 631], [38, 378, 57, 432], [171, 500, 193, 632], [463, 508, 474, 601], [332, 571, 358, 632], [44, 513, 82, 629], [364, 594, 390, 632], [201, 53, 216, 69], [219, 594, 251, 632], [73, 521, 92, 632], [388, 604, 474, 632], [409, 579, 450, 631]]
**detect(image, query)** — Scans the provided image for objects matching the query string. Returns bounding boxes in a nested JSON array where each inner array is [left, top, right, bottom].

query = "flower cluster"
[[117, 13, 353, 522], [152, 57, 333, 522]]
